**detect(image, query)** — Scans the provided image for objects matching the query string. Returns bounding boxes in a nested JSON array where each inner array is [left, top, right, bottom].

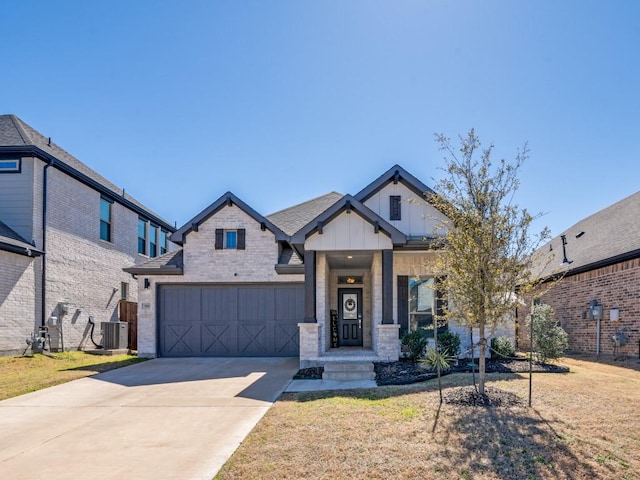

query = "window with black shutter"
[[397, 275, 409, 337], [237, 229, 246, 250], [390, 195, 401, 221], [215, 229, 224, 249]]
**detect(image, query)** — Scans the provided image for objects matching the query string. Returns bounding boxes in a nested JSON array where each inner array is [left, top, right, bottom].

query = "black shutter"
[[215, 229, 223, 249], [397, 275, 409, 337], [237, 229, 246, 250], [390, 196, 401, 221]]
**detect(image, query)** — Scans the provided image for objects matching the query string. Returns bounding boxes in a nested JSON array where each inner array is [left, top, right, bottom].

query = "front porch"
[[298, 329, 400, 368]]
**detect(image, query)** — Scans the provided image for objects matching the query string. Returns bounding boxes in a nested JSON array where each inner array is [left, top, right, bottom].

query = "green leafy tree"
[[430, 130, 550, 395], [527, 303, 568, 363]]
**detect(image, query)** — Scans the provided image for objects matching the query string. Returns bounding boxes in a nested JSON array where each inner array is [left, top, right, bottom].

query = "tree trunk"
[[478, 323, 486, 395]]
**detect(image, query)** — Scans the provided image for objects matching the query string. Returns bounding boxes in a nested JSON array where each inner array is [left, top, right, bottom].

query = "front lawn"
[[0, 351, 146, 400], [217, 356, 640, 480]]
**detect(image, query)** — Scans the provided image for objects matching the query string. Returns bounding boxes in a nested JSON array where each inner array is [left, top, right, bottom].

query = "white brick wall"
[[39, 167, 144, 351], [0, 158, 173, 354], [0, 251, 39, 354], [392, 251, 514, 358], [182, 204, 301, 283], [136, 204, 303, 357]]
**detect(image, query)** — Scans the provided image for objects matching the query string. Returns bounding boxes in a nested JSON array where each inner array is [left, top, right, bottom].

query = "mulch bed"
[[293, 357, 569, 386], [443, 385, 525, 407], [374, 357, 569, 386]]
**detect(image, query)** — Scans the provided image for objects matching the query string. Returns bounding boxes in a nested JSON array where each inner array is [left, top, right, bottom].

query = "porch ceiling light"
[[347, 255, 353, 259]]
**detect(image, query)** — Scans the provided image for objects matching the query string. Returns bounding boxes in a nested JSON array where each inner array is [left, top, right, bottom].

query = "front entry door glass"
[[338, 288, 363, 347]]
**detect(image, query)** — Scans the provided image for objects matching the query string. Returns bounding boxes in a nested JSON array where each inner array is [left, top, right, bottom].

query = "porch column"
[[304, 249, 316, 322], [382, 249, 393, 324]]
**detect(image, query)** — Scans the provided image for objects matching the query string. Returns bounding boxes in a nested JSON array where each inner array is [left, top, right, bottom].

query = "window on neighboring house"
[[0, 159, 20, 173], [215, 228, 246, 250], [409, 276, 446, 338], [160, 230, 168, 255], [120, 282, 129, 301], [100, 197, 112, 242], [390, 195, 401, 221], [138, 218, 147, 255], [149, 224, 158, 258]]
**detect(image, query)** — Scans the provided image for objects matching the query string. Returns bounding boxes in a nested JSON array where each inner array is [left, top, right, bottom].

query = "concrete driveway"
[[0, 357, 298, 480]]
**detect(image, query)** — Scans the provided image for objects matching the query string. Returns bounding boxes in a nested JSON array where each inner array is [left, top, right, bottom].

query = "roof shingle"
[[266, 192, 343, 236], [536, 190, 640, 277], [0, 220, 43, 256]]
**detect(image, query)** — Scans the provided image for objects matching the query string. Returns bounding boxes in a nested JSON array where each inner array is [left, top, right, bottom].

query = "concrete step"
[[322, 362, 376, 381]]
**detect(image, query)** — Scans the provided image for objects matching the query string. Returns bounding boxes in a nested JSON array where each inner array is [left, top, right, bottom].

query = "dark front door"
[[338, 288, 363, 347]]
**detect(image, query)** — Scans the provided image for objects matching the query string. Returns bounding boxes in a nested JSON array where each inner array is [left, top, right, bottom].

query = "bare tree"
[[430, 129, 550, 395]]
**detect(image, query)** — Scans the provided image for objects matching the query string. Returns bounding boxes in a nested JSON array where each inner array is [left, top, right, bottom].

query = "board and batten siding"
[[362, 182, 448, 237], [305, 211, 393, 251]]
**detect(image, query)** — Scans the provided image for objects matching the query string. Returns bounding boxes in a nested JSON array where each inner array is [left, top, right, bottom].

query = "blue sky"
[[3, 1, 639, 237]]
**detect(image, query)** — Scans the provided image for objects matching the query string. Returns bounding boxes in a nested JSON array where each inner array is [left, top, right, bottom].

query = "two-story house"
[[126, 165, 515, 366], [0, 114, 175, 354]]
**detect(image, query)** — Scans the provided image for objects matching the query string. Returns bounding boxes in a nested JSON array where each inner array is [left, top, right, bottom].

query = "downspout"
[[41, 158, 54, 327]]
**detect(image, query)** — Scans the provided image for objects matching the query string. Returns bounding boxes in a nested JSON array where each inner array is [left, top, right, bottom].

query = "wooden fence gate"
[[119, 300, 138, 351]]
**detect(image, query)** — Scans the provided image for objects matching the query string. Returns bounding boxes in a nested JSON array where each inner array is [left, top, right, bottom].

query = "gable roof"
[[537, 190, 640, 277], [0, 220, 43, 257], [0, 114, 174, 232], [171, 191, 288, 245], [123, 249, 183, 275], [290, 194, 406, 246], [355, 164, 436, 202], [267, 192, 343, 237]]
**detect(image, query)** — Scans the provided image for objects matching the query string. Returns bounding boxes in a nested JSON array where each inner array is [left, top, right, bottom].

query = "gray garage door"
[[157, 284, 304, 357]]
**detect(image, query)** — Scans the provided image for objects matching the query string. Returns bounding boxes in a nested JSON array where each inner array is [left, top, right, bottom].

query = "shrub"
[[526, 303, 569, 363], [422, 346, 456, 372], [491, 336, 515, 360], [437, 330, 461, 358], [401, 331, 427, 361]]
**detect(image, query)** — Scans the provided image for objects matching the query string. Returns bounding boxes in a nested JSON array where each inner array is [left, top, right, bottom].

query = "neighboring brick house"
[[0, 115, 175, 354], [127, 165, 515, 365], [520, 191, 640, 357]]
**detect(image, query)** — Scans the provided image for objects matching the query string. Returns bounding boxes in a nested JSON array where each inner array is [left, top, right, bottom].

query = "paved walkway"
[[0, 357, 298, 480]]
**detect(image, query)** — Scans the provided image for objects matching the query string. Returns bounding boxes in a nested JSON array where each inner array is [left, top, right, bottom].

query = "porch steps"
[[322, 361, 376, 381]]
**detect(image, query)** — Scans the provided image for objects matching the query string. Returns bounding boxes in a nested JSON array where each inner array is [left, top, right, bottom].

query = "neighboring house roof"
[[0, 220, 43, 257], [354, 164, 436, 202], [291, 194, 407, 246], [267, 192, 344, 237], [171, 191, 288, 245], [123, 249, 184, 275], [0, 114, 174, 232], [537, 190, 640, 278]]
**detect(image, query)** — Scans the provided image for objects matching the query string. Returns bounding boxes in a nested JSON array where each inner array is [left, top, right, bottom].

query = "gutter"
[[0, 241, 43, 257], [41, 158, 53, 327]]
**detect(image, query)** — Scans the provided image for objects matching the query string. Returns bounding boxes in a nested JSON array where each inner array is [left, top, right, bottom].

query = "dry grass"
[[0, 351, 146, 400], [217, 356, 640, 480]]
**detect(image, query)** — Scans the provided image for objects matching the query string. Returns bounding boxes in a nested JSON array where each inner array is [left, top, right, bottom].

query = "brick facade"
[[0, 155, 172, 354], [136, 204, 303, 357], [0, 251, 39, 354], [520, 258, 640, 357]]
